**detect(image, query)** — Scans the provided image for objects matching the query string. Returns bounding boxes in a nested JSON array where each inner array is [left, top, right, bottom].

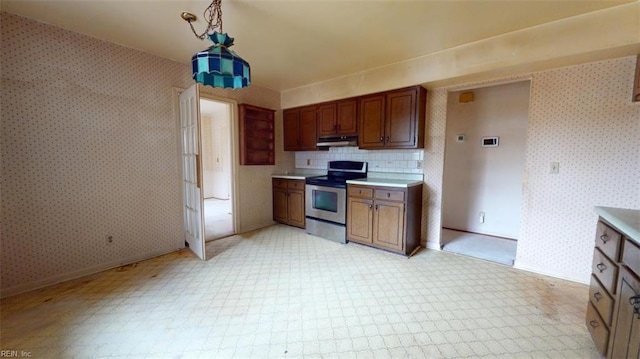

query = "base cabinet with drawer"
[[347, 184, 422, 256], [273, 178, 305, 228], [586, 212, 640, 358]]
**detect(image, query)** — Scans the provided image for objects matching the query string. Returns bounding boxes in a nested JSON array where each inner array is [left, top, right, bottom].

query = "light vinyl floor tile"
[[1, 225, 598, 358]]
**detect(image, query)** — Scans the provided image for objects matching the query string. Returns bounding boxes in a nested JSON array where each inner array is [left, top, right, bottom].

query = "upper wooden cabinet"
[[282, 85, 426, 151], [299, 106, 318, 150], [238, 104, 275, 165], [283, 108, 300, 151], [283, 106, 317, 151], [633, 54, 640, 102], [317, 99, 358, 137], [358, 86, 427, 150]]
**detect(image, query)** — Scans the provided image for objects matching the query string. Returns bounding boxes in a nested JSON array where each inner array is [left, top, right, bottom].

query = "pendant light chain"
[[188, 0, 223, 40]]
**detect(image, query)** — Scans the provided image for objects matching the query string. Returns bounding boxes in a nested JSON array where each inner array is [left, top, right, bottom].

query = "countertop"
[[595, 206, 640, 244], [346, 178, 423, 188], [272, 173, 318, 180]]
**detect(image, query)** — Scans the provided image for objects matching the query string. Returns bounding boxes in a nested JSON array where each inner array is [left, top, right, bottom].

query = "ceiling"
[[1, 0, 634, 91]]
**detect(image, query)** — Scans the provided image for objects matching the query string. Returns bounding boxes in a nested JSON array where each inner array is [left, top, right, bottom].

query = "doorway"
[[200, 98, 234, 241], [440, 80, 530, 265]]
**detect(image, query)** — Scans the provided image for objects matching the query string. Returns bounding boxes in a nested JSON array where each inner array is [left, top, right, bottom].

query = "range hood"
[[316, 135, 358, 149]]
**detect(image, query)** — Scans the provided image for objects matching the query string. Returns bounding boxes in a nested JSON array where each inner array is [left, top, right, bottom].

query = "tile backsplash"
[[295, 147, 424, 173]]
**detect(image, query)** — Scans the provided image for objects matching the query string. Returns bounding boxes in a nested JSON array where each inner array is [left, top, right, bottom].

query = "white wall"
[[442, 81, 529, 238], [201, 102, 231, 200]]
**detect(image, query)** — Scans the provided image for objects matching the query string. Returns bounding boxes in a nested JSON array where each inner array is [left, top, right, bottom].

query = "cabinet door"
[[299, 106, 318, 151], [358, 94, 386, 149], [273, 187, 288, 223], [610, 268, 640, 359], [347, 197, 374, 244], [385, 88, 417, 148], [336, 99, 357, 136], [287, 189, 306, 228], [373, 200, 404, 252], [317, 103, 337, 137], [283, 109, 299, 151]]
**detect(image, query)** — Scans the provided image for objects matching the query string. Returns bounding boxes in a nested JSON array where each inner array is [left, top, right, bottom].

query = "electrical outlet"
[[550, 162, 560, 174], [479, 212, 485, 224], [416, 160, 423, 169], [105, 235, 115, 245], [306, 158, 311, 166]]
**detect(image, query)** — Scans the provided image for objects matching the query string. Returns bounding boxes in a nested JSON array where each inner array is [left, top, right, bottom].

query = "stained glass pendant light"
[[181, 0, 250, 89]]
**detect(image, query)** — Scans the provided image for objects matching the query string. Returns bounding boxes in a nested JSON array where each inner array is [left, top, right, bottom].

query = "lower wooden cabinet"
[[587, 212, 640, 358], [273, 178, 305, 228], [347, 183, 422, 255], [610, 265, 640, 359]]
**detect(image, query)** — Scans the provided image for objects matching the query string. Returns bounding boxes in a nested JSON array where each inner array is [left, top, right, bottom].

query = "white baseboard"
[[1, 246, 183, 298], [513, 261, 589, 285]]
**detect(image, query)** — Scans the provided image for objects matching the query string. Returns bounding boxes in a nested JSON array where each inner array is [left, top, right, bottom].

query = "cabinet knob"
[[593, 292, 602, 302], [368, 204, 372, 210], [589, 320, 599, 328], [599, 234, 608, 244], [596, 263, 607, 273], [379, 136, 384, 142], [386, 136, 390, 143]]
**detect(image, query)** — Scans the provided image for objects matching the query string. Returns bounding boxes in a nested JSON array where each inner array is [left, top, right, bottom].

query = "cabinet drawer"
[[288, 180, 305, 190], [273, 179, 288, 189], [595, 221, 622, 262], [623, 238, 640, 276], [374, 189, 405, 202], [588, 275, 614, 325], [592, 248, 619, 295], [586, 301, 609, 356], [348, 186, 373, 198]]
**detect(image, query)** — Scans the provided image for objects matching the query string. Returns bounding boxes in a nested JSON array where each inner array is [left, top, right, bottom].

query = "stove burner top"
[[305, 161, 367, 188]]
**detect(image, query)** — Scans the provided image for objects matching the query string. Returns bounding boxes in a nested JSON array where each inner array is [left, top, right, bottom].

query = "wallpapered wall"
[[515, 57, 639, 282], [0, 12, 290, 295], [427, 57, 639, 283]]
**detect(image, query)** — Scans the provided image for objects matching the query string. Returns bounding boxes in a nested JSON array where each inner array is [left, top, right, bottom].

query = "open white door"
[[179, 84, 206, 260]]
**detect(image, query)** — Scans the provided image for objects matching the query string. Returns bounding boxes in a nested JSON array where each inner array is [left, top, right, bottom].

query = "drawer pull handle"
[[599, 234, 608, 244], [387, 192, 391, 198], [596, 263, 607, 273], [631, 295, 640, 319], [589, 320, 599, 328], [593, 292, 602, 302]]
